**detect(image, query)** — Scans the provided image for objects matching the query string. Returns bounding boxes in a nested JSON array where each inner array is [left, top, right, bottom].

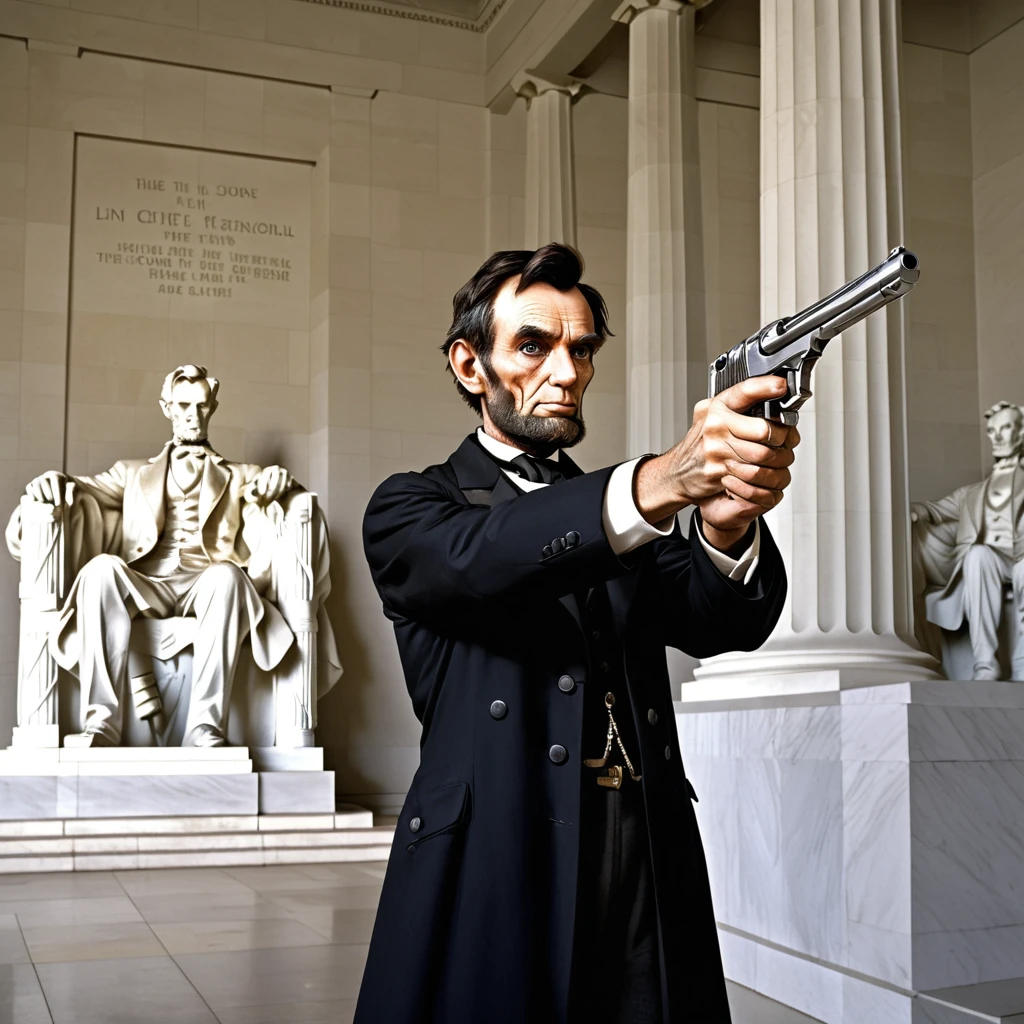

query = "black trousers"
[[569, 776, 663, 1024]]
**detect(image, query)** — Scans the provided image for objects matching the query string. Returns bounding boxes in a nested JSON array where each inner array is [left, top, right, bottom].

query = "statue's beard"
[[173, 426, 208, 444], [481, 364, 585, 459]]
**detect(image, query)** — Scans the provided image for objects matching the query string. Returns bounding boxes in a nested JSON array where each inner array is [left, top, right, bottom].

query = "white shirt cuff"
[[602, 458, 675, 556], [696, 518, 761, 585]]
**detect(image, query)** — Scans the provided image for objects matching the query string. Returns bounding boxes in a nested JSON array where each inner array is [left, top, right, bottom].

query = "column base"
[[692, 633, 941, 694], [676, 680, 1024, 1023]]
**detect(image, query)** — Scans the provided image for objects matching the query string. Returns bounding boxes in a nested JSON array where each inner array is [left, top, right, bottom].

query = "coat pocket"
[[403, 781, 470, 853]]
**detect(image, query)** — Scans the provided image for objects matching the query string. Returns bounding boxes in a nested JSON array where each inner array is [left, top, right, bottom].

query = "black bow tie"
[[509, 453, 565, 485]]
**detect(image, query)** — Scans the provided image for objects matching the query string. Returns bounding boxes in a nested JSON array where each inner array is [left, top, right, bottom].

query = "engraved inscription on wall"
[[73, 138, 311, 330]]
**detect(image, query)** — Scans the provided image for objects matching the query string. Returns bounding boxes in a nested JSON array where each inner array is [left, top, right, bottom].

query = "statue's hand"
[[910, 502, 933, 525], [249, 466, 294, 506], [26, 471, 68, 507]]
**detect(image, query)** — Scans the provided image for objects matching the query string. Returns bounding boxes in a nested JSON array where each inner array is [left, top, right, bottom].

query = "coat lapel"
[[1013, 464, 1024, 527], [138, 444, 170, 537], [968, 479, 986, 539], [199, 451, 230, 528], [447, 434, 586, 634]]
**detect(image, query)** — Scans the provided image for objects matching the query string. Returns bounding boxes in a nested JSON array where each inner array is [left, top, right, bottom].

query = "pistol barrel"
[[759, 247, 919, 356]]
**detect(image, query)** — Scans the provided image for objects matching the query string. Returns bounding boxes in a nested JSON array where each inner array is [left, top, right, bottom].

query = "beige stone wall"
[[902, 41, 983, 501], [971, 17, 1024, 442], [67, 135, 314, 479]]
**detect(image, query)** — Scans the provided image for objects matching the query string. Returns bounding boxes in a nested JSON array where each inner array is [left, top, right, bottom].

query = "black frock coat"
[[355, 434, 787, 1024]]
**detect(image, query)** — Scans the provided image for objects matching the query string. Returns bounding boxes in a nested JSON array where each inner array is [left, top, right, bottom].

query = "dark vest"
[[578, 583, 643, 781]]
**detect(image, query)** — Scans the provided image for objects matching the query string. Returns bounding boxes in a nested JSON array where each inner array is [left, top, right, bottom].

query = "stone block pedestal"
[[676, 681, 1024, 1023], [0, 745, 388, 872]]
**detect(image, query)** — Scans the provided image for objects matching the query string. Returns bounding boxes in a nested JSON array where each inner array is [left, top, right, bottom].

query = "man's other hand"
[[26, 471, 68, 507], [635, 376, 800, 551]]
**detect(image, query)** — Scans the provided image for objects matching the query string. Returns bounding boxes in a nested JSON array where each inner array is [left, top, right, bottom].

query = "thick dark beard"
[[481, 365, 585, 459]]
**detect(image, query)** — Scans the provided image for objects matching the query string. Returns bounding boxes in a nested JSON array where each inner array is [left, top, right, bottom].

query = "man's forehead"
[[494, 277, 594, 332]]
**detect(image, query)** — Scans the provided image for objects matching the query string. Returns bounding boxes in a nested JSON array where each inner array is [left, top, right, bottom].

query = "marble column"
[[614, 0, 706, 458], [693, 0, 938, 689], [516, 76, 577, 249]]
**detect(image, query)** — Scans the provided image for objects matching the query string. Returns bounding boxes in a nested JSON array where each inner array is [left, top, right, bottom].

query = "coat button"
[[409, 816, 422, 833], [548, 744, 568, 765], [490, 700, 507, 720], [566, 531, 580, 547], [551, 537, 565, 554], [557, 674, 575, 693], [542, 544, 553, 558], [664, 746, 671, 760], [648, 709, 658, 726]]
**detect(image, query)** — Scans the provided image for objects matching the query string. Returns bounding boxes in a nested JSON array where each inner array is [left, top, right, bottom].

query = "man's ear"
[[448, 339, 487, 398], [158, 399, 171, 421]]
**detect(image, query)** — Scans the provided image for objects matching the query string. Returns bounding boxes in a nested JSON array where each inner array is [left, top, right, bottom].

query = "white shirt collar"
[[476, 427, 560, 464]]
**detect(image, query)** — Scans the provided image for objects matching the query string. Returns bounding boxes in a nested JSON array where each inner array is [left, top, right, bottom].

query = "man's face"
[[161, 379, 216, 443], [987, 407, 1024, 460], [471, 278, 602, 456]]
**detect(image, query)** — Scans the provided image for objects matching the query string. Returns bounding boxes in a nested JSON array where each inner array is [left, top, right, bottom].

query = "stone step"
[[0, 808, 394, 872], [918, 978, 1024, 1024]]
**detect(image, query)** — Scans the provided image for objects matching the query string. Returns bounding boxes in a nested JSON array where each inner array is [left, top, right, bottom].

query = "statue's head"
[[160, 364, 220, 444], [984, 400, 1024, 461]]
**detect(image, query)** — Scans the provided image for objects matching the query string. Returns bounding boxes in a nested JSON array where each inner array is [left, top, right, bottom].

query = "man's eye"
[[573, 346, 594, 360], [520, 341, 542, 355]]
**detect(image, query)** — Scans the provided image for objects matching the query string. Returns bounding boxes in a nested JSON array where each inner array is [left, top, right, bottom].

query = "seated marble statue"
[[912, 400, 1024, 680], [5, 364, 341, 747]]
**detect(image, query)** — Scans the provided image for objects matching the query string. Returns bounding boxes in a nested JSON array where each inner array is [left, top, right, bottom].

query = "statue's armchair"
[[9, 489, 340, 750]]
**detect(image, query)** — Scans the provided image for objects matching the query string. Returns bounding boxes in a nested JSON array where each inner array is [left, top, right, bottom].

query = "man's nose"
[[547, 348, 578, 387]]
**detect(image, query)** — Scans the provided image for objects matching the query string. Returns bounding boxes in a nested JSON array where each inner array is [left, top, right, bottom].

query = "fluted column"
[[695, 0, 938, 687], [517, 76, 577, 248], [614, 0, 706, 458]]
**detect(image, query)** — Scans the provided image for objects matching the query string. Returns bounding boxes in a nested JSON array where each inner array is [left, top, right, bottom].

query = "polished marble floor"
[[0, 864, 821, 1023]]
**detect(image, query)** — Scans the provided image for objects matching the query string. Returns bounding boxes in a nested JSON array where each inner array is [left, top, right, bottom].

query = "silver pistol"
[[707, 246, 920, 425]]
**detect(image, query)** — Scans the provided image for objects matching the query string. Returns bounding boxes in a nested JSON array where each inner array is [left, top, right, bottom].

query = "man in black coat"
[[356, 245, 798, 1023]]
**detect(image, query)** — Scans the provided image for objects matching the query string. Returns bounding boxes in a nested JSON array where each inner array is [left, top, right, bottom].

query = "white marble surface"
[[257, 770, 336, 814], [76, 775, 259, 818], [251, 747, 325, 772], [911, 761, 1024, 936], [678, 680, 1024, 1015]]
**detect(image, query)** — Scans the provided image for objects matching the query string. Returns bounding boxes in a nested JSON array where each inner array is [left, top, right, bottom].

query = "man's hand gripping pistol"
[[708, 246, 920, 425]]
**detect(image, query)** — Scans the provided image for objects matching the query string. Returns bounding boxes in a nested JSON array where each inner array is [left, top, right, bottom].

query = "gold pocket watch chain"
[[583, 692, 642, 785]]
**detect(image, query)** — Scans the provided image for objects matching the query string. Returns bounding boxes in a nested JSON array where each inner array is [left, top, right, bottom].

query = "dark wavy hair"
[[441, 244, 611, 415]]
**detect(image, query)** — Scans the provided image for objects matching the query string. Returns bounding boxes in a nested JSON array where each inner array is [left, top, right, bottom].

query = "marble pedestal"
[[0, 746, 337, 818], [676, 681, 1024, 1024], [0, 747, 389, 872]]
